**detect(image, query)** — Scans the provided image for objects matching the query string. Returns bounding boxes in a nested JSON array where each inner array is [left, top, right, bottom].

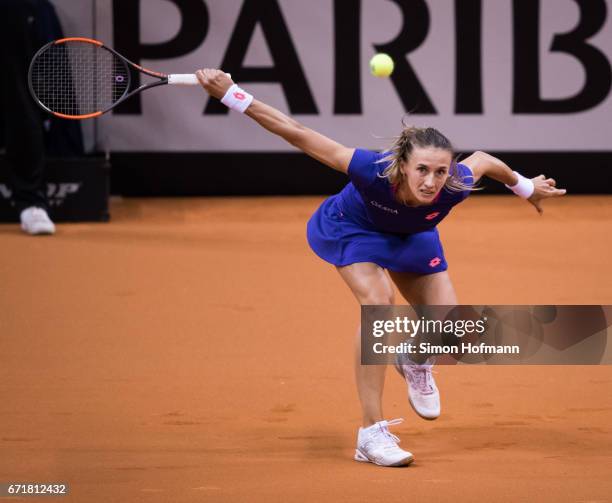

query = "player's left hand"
[[195, 68, 234, 99], [527, 175, 567, 215]]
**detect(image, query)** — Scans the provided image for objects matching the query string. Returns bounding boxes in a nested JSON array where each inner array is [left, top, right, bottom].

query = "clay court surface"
[[1, 195, 611, 502]]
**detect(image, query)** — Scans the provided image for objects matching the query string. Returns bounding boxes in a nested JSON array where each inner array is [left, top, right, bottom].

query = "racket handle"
[[168, 73, 232, 85], [168, 74, 199, 85]]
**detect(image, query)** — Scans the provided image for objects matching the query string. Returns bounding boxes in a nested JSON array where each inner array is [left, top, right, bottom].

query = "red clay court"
[[1, 195, 611, 502]]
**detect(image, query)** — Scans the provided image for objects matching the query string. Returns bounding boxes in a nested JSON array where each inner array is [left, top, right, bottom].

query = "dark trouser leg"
[[0, 0, 47, 213]]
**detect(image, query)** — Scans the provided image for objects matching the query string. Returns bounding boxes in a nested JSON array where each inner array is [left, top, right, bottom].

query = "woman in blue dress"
[[197, 69, 566, 467]]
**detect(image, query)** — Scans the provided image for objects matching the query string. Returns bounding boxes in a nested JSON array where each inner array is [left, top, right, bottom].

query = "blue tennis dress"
[[306, 148, 473, 274]]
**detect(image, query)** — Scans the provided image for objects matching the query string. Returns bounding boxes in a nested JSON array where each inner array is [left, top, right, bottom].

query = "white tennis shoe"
[[20, 207, 55, 235], [396, 360, 440, 420], [354, 418, 413, 467]]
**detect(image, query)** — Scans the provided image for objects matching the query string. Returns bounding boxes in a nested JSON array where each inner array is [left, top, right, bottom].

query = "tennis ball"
[[370, 53, 394, 78]]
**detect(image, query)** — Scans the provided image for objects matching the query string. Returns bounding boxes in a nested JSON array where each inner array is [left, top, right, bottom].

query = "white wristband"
[[505, 171, 534, 198], [221, 84, 253, 113]]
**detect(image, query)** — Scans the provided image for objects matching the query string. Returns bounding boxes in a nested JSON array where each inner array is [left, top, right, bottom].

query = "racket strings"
[[30, 42, 130, 116]]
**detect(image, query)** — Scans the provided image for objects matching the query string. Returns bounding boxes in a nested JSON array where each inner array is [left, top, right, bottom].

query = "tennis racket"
[[28, 37, 222, 120]]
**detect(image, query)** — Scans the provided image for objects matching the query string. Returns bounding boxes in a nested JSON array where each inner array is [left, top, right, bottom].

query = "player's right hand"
[[195, 69, 234, 99]]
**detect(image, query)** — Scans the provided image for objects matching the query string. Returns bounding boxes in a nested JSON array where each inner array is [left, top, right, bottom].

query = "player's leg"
[[336, 262, 395, 427], [387, 270, 457, 420], [336, 262, 413, 466], [388, 270, 458, 305]]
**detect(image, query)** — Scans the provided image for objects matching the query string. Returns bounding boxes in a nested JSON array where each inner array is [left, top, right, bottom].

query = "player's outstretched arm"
[[196, 68, 354, 174], [462, 151, 566, 214]]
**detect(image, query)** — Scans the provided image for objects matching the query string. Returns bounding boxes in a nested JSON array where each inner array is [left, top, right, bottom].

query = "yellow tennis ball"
[[370, 53, 394, 78]]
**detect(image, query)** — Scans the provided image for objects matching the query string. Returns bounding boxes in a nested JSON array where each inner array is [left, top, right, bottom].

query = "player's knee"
[[360, 290, 395, 306]]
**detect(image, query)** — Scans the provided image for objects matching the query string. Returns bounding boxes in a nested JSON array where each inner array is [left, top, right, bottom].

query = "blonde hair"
[[377, 124, 478, 204]]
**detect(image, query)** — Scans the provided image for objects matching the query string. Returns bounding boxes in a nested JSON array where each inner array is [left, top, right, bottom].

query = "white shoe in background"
[[354, 418, 413, 467], [20, 207, 56, 235]]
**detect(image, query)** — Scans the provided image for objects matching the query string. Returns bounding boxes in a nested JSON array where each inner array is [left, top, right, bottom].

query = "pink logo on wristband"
[[234, 92, 246, 100], [429, 257, 442, 267]]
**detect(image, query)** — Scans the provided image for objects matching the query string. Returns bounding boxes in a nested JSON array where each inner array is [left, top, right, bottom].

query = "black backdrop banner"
[[109, 152, 612, 196]]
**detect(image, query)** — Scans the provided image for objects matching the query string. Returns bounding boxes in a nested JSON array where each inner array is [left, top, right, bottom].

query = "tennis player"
[[196, 69, 566, 467]]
